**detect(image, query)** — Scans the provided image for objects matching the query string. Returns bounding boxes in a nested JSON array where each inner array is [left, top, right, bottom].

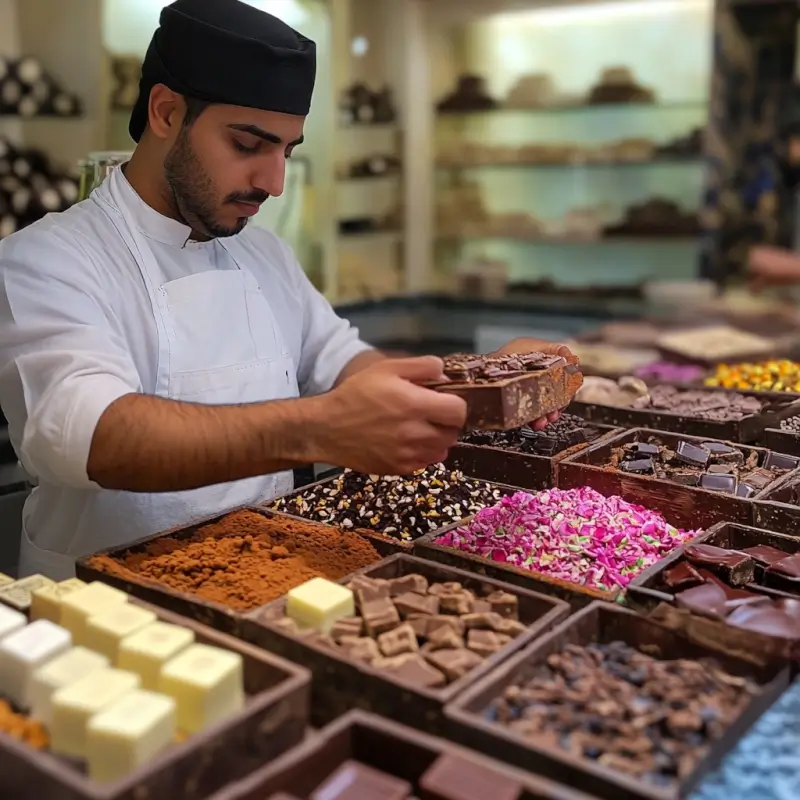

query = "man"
[[0, 0, 571, 579]]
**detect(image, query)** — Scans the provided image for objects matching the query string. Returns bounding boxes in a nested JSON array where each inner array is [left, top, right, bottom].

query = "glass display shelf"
[[436, 100, 708, 118], [436, 156, 703, 169]]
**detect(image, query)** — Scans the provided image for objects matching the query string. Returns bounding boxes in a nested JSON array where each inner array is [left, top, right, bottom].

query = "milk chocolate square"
[[394, 591, 440, 619], [378, 623, 420, 657], [388, 574, 429, 596], [362, 598, 401, 637], [486, 591, 519, 619], [419, 754, 523, 800], [310, 760, 412, 800], [425, 648, 484, 681]]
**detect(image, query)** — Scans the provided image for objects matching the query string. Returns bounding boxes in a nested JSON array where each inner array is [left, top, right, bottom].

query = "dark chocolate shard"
[[310, 761, 412, 800], [763, 451, 800, 471], [635, 442, 660, 456], [620, 458, 654, 474], [740, 545, 789, 567], [663, 562, 704, 591], [675, 441, 710, 468], [674, 582, 728, 619], [699, 473, 737, 493], [684, 544, 755, 586], [740, 468, 776, 491]]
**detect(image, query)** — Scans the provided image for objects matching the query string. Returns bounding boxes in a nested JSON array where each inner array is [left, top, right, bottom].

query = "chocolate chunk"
[[426, 626, 464, 651], [486, 590, 519, 619], [493, 617, 527, 637], [727, 606, 800, 639], [740, 545, 788, 567], [429, 582, 462, 597], [388, 574, 429, 596], [763, 451, 800, 471], [271, 617, 299, 636], [418, 753, 523, 800], [740, 468, 775, 491], [765, 553, 800, 592], [378, 622, 420, 657], [736, 484, 756, 498], [394, 591, 440, 619], [462, 612, 505, 631], [675, 582, 728, 619], [777, 598, 800, 619], [620, 458, 654, 474], [473, 600, 492, 614], [700, 473, 737, 493], [707, 464, 735, 475], [407, 614, 430, 638], [427, 615, 465, 638], [310, 760, 412, 800], [663, 562, 704, 591], [675, 441, 710, 468], [467, 629, 512, 657], [439, 592, 474, 615], [330, 617, 364, 642], [635, 442, 660, 456], [350, 576, 391, 607], [340, 636, 381, 662], [670, 471, 700, 487], [425, 648, 484, 681], [684, 544, 755, 586], [362, 597, 401, 637], [378, 654, 447, 688]]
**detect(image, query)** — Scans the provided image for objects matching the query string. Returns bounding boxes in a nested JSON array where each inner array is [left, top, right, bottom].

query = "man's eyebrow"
[[227, 124, 304, 146]]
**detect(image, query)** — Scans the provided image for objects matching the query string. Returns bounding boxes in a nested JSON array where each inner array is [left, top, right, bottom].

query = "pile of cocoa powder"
[[86, 510, 381, 611]]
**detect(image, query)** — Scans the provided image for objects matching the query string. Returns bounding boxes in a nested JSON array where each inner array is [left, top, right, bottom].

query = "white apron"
[[19, 171, 297, 579]]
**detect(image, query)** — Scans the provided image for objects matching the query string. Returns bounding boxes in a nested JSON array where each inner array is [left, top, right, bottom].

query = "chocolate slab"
[[571, 391, 800, 444], [444, 602, 789, 800], [0, 600, 310, 800], [209, 711, 591, 800], [244, 555, 568, 730], [752, 471, 800, 540], [431, 354, 584, 431], [557, 429, 797, 530]]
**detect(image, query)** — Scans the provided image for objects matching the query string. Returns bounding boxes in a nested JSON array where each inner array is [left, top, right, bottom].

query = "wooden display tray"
[[557, 428, 799, 530], [0, 600, 310, 800], [764, 426, 800, 457], [433, 356, 583, 431], [752, 471, 800, 538], [569, 389, 800, 443], [76, 506, 386, 637], [445, 423, 621, 492], [210, 709, 595, 800], [627, 521, 800, 664], [243, 554, 569, 730], [265, 474, 520, 553], [445, 602, 789, 800]]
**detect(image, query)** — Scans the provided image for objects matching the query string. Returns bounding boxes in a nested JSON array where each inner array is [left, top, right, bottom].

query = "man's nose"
[[252, 155, 286, 198]]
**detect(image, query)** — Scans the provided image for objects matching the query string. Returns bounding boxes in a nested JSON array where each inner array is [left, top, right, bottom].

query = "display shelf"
[[436, 156, 703, 169], [436, 234, 699, 244], [436, 99, 708, 117]]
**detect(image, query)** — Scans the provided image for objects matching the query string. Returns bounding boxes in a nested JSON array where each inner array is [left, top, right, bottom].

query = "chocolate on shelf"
[[427, 353, 583, 431], [271, 464, 505, 543], [460, 413, 605, 457]]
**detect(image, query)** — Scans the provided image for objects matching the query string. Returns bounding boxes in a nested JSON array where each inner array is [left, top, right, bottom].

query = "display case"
[[423, 0, 713, 294]]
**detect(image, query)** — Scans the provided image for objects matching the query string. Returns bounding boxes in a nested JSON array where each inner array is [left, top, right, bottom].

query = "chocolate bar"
[[310, 760, 412, 800], [418, 753, 523, 800], [683, 544, 755, 586], [428, 352, 583, 431]]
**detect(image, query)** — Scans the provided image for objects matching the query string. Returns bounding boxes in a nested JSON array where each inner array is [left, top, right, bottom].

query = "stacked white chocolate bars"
[[0, 575, 244, 784]]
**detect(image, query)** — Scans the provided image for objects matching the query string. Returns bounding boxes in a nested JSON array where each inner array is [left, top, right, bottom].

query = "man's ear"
[[147, 84, 182, 140]]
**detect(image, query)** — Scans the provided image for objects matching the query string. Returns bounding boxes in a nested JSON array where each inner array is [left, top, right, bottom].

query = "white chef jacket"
[[0, 166, 370, 579]]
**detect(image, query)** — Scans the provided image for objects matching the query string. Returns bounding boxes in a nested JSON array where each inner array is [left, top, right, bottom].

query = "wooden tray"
[[752, 471, 800, 538], [76, 506, 385, 637], [446, 424, 621, 492], [209, 709, 595, 800], [569, 390, 800, 443], [626, 521, 800, 664], [444, 601, 789, 800], [265, 474, 520, 552], [557, 428, 799, 529], [764, 427, 800, 457], [243, 554, 569, 730], [0, 600, 310, 800]]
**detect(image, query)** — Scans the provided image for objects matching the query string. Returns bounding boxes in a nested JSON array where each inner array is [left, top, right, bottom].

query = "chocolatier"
[[272, 464, 505, 542], [461, 414, 605, 457], [271, 572, 528, 689], [608, 436, 797, 496], [484, 641, 756, 786]]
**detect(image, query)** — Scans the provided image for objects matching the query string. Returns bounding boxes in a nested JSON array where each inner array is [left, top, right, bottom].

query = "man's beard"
[[163, 127, 266, 239]]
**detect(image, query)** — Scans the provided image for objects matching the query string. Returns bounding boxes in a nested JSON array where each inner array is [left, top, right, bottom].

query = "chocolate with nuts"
[[272, 464, 505, 542], [483, 641, 756, 787], [269, 573, 527, 689]]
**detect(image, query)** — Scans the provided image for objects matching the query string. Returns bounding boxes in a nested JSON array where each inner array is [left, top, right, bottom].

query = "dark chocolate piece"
[[740, 468, 775, 491], [763, 451, 800, 471], [726, 606, 800, 640], [670, 471, 700, 487], [699, 473, 737, 493], [684, 544, 755, 586], [620, 458, 654, 474], [310, 760, 412, 800], [675, 441, 710, 468], [418, 753, 523, 800], [740, 545, 789, 567], [675, 582, 728, 618], [635, 442, 660, 456], [736, 484, 756, 498], [663, 561, 704, 591], [707, 464, 735, 475]]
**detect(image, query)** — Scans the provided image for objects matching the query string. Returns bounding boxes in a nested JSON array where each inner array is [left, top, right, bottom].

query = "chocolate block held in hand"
[[427, 352, 583, 431]]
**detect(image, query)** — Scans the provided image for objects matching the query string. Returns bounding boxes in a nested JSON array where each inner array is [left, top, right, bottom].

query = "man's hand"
[[748, 246, 800, 290], [315, 357, 467, 475], [492, 338, 577, 431]]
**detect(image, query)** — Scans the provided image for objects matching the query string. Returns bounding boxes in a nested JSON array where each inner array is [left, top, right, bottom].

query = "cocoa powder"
[[86, 511, 381, 611]]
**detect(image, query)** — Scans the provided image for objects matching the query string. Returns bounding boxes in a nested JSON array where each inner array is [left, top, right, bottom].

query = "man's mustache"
[[226, 190, 269, 204]]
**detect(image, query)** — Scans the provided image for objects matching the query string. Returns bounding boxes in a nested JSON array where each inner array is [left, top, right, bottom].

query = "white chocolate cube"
[[30, 578, 87, 623], [50, 667, 140, 758], [0, 619, 72, 708], [286, 578, 355, 633], [86, 605, 157, 663], [118, 621, 195, 690], [0, 572, 14, 588], [29, 646, 109, 725], [0, 604, 26, 640], [60, 582, 128, 646], [87, 689, 176, 783], [0, 575, 55, 611], [158, 644, 244, 733]]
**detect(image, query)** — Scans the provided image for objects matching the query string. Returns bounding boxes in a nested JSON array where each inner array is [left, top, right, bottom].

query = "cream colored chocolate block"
[[0, 575, 56, 611], [0, 604, 26, 640], [158, 644, 244, 733], [86, 605, 157, 664], [0, 619, 72, 708], [50, 667, 140, 759], [286, 578, 355, 634], [60, 582, 128, 646], [118, 621, 195, 690], [87, 690, 176, 783], [30, 578, 87, 623], [0, 573, 14, 588], [29, 646, 109, 725]]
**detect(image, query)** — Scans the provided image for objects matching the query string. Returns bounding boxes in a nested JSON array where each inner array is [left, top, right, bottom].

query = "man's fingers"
[[547, 410, 561, 423], [407, 386, 468, 428], [379, 355, 446, 383]]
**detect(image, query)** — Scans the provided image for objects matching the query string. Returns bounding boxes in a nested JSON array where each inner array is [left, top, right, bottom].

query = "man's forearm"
[[87, 393, 326, 492]]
